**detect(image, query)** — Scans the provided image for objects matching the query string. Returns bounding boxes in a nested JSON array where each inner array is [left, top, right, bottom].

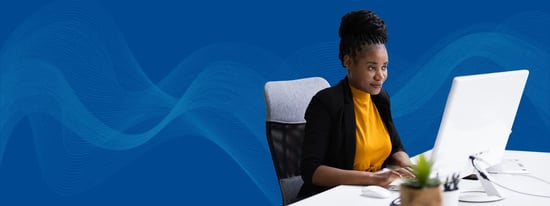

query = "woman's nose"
[[374, 70, 384, 80]]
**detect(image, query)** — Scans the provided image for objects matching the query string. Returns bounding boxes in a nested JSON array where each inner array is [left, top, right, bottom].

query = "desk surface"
[[290, 150, 550, 206]]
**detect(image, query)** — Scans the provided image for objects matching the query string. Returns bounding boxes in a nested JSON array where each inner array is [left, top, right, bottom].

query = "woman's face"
[[344, 44, 388, 95]]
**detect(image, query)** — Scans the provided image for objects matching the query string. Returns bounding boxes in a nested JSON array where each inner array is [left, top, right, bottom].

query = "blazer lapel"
[[340, 78, 357, 169]]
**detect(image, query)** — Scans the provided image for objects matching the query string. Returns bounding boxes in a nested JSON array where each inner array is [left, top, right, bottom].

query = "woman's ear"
[[343, 55, 352, 68]]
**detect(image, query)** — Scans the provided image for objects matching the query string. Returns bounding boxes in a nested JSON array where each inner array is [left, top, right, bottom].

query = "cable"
[[389, 197, 400, 206], [469, 155, 550, 199], [489, 178, 550, 198], [468, 156, 491, 180], [512, 173, 550, 185]]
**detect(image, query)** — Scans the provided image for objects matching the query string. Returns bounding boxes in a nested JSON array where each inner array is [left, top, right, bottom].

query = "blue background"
[[1, 0, 549, 205]]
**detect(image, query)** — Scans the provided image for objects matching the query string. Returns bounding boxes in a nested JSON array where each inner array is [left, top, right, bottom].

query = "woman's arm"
[[311, 165, 402, 187], [389, 150, 412, 168]]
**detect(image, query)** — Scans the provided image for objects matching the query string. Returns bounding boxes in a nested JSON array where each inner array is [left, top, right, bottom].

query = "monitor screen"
[[428, 69, 529, 179]]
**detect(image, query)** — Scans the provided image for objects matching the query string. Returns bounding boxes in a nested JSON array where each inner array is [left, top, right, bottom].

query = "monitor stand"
[[459, 163, 505, 203], [460, 191, 504, 202]]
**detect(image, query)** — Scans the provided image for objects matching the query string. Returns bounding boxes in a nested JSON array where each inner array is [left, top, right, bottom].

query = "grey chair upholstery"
[[264, 77, 330, 205]]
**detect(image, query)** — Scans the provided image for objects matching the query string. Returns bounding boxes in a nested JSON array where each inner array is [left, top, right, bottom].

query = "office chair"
[[264, 77, 330, 205]]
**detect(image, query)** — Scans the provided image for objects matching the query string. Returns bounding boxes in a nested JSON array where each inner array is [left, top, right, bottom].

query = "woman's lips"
[[370, 83, 382, 88]]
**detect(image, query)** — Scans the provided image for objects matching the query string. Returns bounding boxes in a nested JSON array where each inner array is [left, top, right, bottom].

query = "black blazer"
[[298, 77, 405, 198]]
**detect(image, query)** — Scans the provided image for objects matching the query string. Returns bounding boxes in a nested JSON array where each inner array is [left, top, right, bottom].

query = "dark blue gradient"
[[0, 0, 549, 205]]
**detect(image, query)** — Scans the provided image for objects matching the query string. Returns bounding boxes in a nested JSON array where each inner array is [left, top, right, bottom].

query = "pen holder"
[[442, 173, 460, 206], [442, 189, 460, 206]]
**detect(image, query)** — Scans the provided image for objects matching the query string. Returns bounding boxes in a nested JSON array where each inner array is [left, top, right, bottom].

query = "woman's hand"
[[368, 169, 404, 186], [367, 167, 415, 187], [392, 167, 415, 179]]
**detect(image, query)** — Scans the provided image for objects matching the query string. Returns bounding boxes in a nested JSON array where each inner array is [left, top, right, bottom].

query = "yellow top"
[[350, 85, 392, 172]]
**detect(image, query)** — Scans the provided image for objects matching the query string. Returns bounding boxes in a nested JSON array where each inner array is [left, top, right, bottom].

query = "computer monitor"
[[427, 69, 529, 201], [429, 69, 529, 177]]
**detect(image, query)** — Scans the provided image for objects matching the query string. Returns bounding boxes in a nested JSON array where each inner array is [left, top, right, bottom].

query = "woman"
[[299, 9, 413, 198]]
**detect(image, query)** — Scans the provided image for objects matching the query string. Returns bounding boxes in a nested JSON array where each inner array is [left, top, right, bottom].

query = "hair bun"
[[338, 10, 387, 40]]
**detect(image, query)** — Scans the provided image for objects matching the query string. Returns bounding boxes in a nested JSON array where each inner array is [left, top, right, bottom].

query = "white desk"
[[291, 150, 550, 206]]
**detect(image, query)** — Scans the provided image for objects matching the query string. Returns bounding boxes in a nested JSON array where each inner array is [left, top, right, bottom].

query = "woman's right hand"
[[368, 169, 404, 186]]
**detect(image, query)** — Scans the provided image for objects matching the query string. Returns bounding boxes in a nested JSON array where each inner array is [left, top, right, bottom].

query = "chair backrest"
[[264, 77, 330, 205]]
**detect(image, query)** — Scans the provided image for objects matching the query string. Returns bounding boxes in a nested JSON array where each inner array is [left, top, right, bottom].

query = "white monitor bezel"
[[429, 69, 529, 179]]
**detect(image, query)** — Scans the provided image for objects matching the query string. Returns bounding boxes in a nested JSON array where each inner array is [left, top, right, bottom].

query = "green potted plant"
[[400, 154, 442, 206]]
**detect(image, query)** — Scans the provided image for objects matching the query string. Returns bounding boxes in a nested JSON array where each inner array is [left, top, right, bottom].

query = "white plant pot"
[[443, 189, 460, 206]]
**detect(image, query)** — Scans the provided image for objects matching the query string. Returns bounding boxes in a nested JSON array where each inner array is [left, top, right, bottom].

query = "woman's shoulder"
[[311, 79, 347, 105], [317, 77, 345, 94]]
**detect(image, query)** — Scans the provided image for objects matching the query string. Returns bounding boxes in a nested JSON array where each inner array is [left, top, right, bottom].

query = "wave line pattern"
[[0, 1, 549, 205]]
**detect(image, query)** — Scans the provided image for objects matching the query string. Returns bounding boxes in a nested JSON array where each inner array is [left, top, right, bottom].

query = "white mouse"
[[361, 185, 391, 199]]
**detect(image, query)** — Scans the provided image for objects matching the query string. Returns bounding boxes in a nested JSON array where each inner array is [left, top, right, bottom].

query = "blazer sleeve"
[[300, 91, 333, 185]]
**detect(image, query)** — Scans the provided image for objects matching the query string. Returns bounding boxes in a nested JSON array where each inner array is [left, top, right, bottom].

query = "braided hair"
[[338, 10, 388, 67]]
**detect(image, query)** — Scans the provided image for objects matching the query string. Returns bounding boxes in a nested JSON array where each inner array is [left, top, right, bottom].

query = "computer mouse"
[[361, 185, 391, 199]]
